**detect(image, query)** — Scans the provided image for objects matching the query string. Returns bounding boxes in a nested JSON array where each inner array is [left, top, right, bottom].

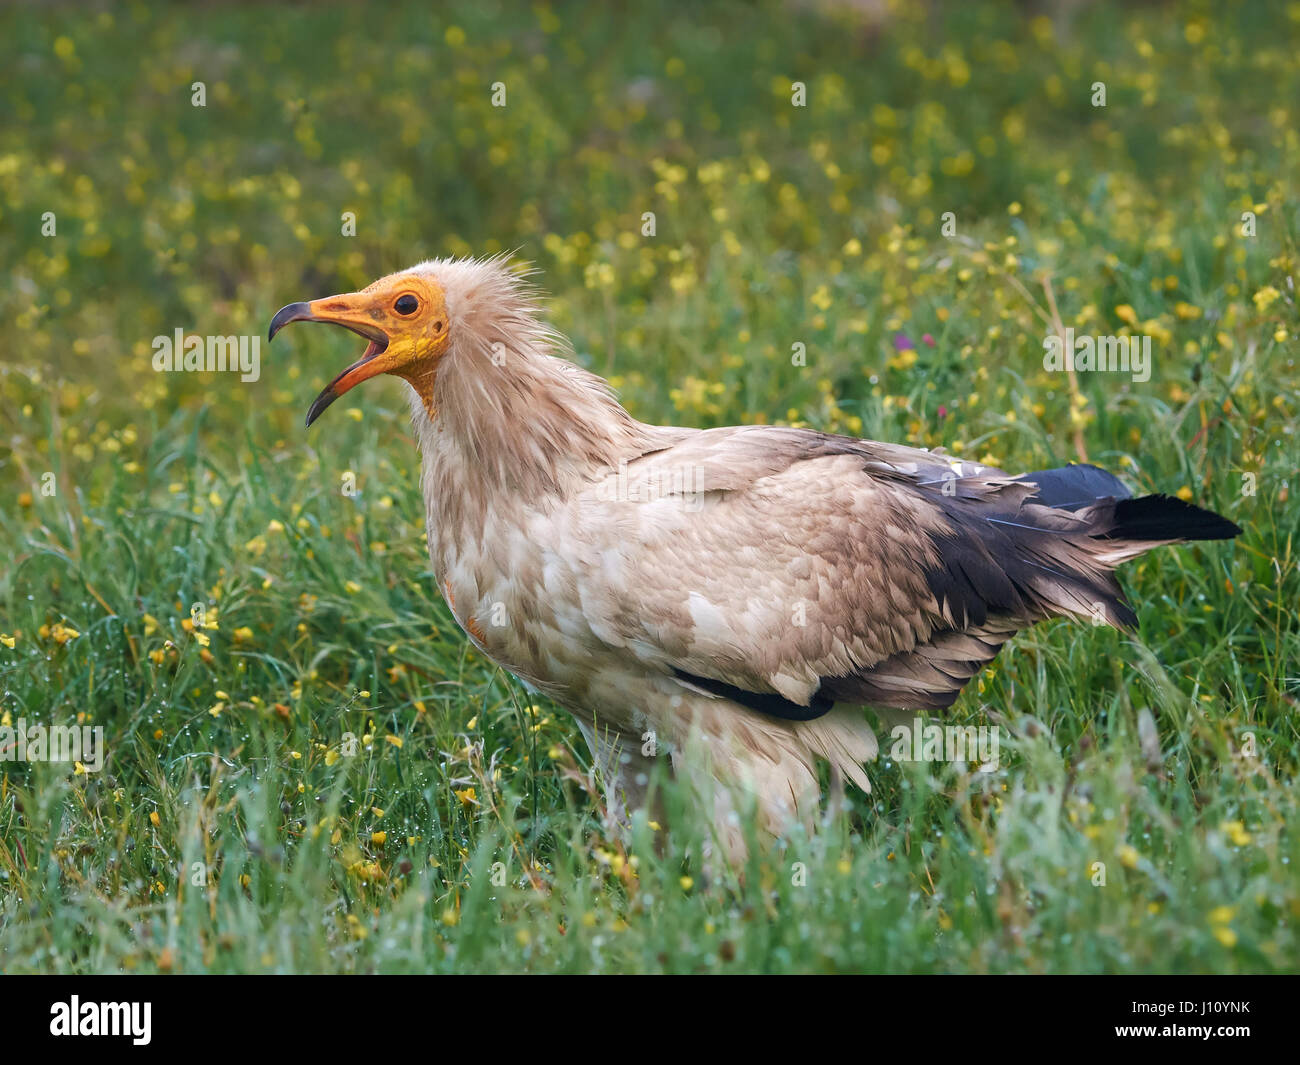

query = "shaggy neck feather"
[[403, 261, 649, 527]]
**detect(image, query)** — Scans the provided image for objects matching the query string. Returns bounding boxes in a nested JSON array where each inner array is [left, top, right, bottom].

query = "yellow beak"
[[268, 294, 393, 426]]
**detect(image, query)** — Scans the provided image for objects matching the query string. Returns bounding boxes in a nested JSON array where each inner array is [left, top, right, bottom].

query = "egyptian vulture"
[[269, 257, 1240, 860]]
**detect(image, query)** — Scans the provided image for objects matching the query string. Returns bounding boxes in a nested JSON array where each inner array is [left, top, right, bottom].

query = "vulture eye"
[[394, 294, 419, 315]]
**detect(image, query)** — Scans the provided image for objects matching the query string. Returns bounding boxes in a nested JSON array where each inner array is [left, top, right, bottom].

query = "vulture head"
[[269, 269, 452, 426]]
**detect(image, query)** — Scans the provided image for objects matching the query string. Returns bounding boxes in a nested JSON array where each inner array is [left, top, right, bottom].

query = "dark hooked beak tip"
[[268, 302, 315, 342], [304, 386, 339, 429]]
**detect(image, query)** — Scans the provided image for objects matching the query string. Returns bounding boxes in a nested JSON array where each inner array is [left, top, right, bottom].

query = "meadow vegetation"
[[0, 1, 1296, 972]]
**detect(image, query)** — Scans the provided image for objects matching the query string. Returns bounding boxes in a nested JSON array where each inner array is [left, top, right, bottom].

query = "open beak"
[[268, 296, 392, 427]]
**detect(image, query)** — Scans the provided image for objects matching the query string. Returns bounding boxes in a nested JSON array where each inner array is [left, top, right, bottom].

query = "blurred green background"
[[0, 1, 1297, 973]]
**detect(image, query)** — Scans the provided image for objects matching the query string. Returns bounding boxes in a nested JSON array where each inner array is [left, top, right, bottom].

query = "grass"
[[0, 0, 1297, 973]]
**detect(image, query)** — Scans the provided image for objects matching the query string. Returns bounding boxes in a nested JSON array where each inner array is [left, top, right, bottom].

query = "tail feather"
[[1016, 463, 1242, 543], [1101, 493, 1242, 543]]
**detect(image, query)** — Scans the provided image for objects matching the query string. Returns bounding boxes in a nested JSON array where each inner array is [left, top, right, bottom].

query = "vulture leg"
[[575, 720, 659, 833]]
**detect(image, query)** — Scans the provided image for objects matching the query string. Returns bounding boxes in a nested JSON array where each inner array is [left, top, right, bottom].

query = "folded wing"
[[580, 426, 1234, 719]]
